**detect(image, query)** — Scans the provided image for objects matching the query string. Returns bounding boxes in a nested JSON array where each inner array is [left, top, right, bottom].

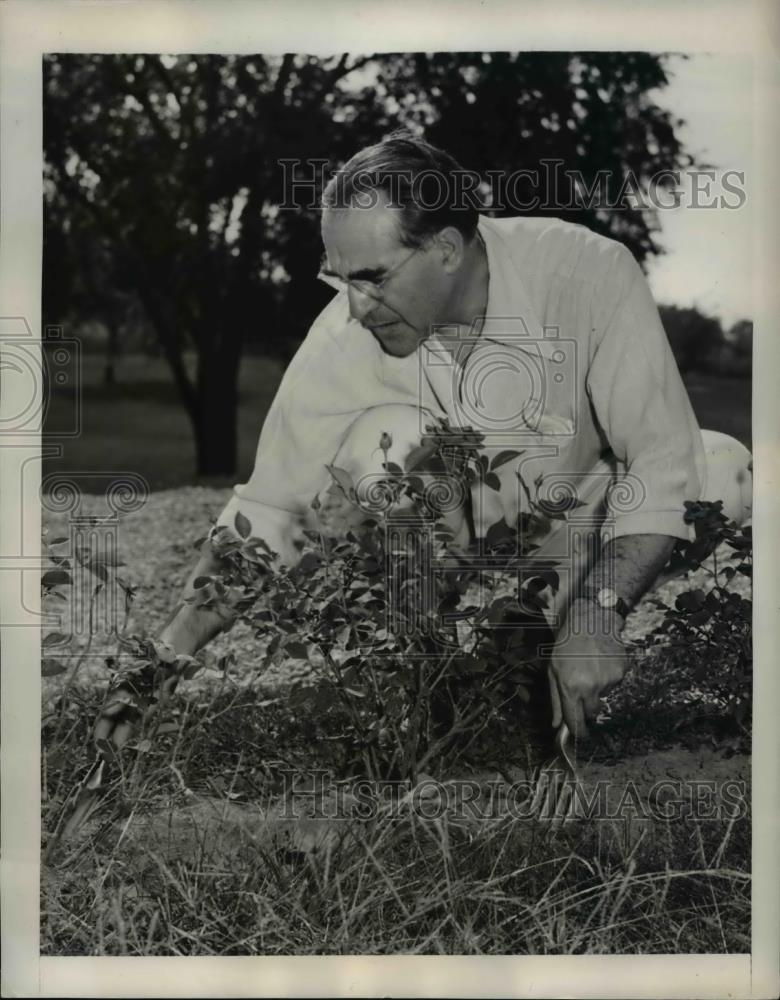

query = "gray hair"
[[322, 130, 481, 248]]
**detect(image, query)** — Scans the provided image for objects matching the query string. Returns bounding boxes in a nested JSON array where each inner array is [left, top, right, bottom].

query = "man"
[[135, 133, 752, 743]]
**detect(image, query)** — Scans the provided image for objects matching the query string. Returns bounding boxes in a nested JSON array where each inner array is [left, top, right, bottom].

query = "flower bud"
[[379, 431, 393, 453]]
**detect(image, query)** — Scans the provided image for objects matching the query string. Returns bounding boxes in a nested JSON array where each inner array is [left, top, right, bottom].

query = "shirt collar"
[[476, 214, 546, 347]]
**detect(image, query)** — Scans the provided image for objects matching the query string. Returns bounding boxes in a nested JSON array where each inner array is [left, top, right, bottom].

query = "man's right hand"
[[91, 538, 237, 753], [92, 640, 182, 751]]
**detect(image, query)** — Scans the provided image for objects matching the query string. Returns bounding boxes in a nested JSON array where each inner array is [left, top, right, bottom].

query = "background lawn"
[[43, 351, 752, 492]]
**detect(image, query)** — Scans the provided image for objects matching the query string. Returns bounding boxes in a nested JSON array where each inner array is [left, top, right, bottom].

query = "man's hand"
[[548, 599, 628, 739], [548, 534, 676, 738], [91, 540, 235, 753]]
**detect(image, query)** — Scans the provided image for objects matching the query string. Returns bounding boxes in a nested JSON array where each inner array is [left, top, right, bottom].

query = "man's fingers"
[[548, 666, 562, 728], [93, 716, 115, 743], [550, 658, 585, 737], [583, 691, 603, 721], [92, 714, 136, 749], [112, 721, 135, 749], [561, 689, 588, 742]]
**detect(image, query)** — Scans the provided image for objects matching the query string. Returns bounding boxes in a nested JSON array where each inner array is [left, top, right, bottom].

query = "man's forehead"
[[321, 198, 403, 261]]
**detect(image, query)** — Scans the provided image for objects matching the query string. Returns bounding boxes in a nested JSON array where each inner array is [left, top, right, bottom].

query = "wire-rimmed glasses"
[[317, 241, 429, 302]]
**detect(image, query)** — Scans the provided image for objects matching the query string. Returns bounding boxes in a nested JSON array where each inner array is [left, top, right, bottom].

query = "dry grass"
[[40, 483, 752, 956], [42, 681, 751, 956]]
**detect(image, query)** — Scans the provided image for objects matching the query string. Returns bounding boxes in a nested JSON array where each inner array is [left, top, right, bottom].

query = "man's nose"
[[347, 285, 378, 325]]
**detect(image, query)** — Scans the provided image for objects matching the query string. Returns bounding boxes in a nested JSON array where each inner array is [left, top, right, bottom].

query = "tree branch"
[[103, 57, 177, 149], [320, 54, 378, 96], [272, 53, 296, 106], [51, 168, 200, 424]]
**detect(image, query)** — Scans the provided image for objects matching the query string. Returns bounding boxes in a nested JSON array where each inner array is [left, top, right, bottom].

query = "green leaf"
[[485, 518, 515, 547], [488, 596, 515, 624], [47, 536, 69, 545], [87, 561, 109, 583], [490, 449, 523, 471], [524, 568, 559, 594], [675, 589, 706, 613], [404, 440, 438, 472], [42, 568, 72, 587], [405, 475, 425, 496], [361, 556, 381, 575], [42, 631, 71, 648], [234, 511, 251, 539], [484, 472, 502, 492], [284, 640, 309, 659], [298, 551, 322, 573], [42, 657, 68, 677], [325, 463, 356, 500]]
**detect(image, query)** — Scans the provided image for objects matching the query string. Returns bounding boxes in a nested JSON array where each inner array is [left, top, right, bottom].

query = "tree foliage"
[[658, 304, 725, 375]]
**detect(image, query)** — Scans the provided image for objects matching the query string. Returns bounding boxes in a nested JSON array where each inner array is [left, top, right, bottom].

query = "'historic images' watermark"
[[277, 769, 749, 824], [279, 159, 748, 214]]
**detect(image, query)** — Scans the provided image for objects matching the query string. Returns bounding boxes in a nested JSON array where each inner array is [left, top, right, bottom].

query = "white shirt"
[[215, 214, 705, 558]]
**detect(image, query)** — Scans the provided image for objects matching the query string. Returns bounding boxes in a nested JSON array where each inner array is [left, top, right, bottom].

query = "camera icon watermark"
[[0, 319, 81, 436], [420, 320, 578, 444]]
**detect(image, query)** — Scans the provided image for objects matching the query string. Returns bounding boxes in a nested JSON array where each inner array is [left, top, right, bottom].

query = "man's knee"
[[700, 429, 752, 527], [330, 404, 428, 491], [314, 404, 470, 545]]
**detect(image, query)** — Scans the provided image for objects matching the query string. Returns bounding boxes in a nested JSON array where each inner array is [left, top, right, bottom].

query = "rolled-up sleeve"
[[210, 291, 393, 564], [586, 246, 706, 543], [210, 297, 354, 563]]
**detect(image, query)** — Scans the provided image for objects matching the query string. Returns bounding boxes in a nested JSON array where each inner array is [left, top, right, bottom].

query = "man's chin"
[[379, 340, 416, 358], [371, 325, 420, 358]]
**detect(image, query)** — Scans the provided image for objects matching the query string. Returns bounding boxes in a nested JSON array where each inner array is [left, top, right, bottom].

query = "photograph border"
[[1, 1, 778, 996]]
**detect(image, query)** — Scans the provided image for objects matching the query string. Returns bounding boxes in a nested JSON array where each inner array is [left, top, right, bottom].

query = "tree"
[[658, 304, 724, 375], [364, 52, 693, 263], [44, 52, 694, 477], [725, 319, 752, 377]]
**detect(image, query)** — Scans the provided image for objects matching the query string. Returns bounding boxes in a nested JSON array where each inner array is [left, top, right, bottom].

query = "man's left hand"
[[548, 601, 628, 739]]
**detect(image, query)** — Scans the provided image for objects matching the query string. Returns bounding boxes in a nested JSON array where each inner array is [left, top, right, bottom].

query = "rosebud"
[[379, 432, 393, 453]]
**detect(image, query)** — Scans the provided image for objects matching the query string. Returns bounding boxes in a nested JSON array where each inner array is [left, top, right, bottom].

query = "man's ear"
[[435, 226, 467, 274]]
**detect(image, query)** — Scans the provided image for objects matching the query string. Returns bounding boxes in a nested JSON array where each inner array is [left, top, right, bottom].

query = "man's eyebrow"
[[319, 255, 386, 282]]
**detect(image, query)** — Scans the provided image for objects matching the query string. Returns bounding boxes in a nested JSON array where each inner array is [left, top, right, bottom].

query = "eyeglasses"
[[317, 242, 428, 302]]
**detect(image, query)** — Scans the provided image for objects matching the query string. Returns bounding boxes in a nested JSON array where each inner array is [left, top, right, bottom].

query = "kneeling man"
[[145, 133, 754, 740]]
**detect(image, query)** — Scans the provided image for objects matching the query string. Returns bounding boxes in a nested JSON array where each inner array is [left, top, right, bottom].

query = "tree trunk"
[[193, 343, 241, 477]]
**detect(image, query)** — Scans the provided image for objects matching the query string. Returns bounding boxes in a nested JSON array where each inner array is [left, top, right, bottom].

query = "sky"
[[643, 52, 753, 329]]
